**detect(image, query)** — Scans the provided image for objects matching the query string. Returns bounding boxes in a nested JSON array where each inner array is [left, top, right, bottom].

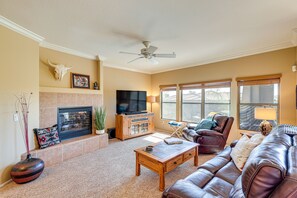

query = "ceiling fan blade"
[[119, 51, 140, 55], [148, 58, 159, 65], [147, 46, 158, 54], [153, 53, 176, 58], [128, 56, 144, 63]]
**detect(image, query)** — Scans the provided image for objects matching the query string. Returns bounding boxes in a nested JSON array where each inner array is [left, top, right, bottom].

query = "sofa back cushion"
[[241, 131, 288, 198]]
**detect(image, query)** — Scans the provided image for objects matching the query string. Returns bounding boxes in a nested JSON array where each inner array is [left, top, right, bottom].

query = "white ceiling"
[[1, 0, 297, 74]]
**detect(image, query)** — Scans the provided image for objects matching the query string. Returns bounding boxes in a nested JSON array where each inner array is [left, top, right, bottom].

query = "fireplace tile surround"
[[30, 92, 108, 167], [40, 92, 102, 129]]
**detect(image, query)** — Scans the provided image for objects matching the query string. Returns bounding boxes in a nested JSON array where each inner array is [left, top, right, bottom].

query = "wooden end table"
[[134, 140, 199, 191]]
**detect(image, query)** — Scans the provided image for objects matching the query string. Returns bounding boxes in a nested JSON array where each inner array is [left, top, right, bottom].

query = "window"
[[182, 89, 202, 122], [180, 80, 231, 122], [205, 88, 230, 117], [237, 74, 280, 131], [160, 85, 176, 120]]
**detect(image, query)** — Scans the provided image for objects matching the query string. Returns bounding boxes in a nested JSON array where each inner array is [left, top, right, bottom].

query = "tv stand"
[[124, 111, 147, 115], [116, 113, 154, 140]]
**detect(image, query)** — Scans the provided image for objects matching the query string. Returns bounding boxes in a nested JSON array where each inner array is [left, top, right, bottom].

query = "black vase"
[[10, 154, 44, 184]]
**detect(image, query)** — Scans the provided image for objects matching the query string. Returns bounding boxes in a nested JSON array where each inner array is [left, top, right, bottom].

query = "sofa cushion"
[[203, 177, 233, 197], [162, 180, 215, 198], [229, 176, 244, 198], [185, 168, 214, 188], [230, 134, 264, 170], [215, 161, 242, 184]]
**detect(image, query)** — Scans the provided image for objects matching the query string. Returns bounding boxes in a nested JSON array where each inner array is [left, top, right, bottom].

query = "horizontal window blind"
[[179, 79, 232, 90], [236, 74, 281, 86], [159, 84, 177, 91]]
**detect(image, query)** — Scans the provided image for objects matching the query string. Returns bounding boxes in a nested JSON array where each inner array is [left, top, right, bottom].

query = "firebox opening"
[[57, 106, 92, 141]]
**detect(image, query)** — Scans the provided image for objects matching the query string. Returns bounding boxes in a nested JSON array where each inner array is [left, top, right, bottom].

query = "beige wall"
[[152, 47, 297, 143], [0, 26, 39, 185], [39, 47, 99, 89], [103, 67, 151, 128]]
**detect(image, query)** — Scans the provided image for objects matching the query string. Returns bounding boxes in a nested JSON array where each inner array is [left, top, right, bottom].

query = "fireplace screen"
[[58, 106, 92, 140]]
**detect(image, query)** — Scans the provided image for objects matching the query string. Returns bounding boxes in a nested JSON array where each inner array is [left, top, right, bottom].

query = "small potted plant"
[[94, 106, 107, 135]]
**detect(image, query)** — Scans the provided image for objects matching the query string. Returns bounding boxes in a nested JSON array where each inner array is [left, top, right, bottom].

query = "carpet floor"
[[0, 133, 214, 198]]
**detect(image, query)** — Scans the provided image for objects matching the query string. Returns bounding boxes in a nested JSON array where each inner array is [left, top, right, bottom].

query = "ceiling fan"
[[120, 41, 176, 64]]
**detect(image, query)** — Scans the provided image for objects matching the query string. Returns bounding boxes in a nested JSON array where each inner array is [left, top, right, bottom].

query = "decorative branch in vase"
[[10, 92, 45, 184], [15, 92, 32, 157]]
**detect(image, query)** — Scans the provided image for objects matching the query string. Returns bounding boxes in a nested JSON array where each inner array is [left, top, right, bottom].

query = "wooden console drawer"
[[183, 149, 195, 162], [166, 155, 183, 172]]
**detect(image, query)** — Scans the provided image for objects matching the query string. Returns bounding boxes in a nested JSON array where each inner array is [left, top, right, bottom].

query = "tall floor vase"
[[10, 154, 44, 184]]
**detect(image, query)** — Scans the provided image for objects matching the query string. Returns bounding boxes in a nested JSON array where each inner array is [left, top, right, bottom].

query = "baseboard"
[[0, 179, 12, 188]]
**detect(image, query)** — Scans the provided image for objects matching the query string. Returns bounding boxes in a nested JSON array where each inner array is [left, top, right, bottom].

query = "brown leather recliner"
[[183, 115, 234, 154]]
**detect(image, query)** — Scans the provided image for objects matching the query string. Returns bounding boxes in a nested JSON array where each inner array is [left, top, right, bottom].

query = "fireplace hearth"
[[57, 106, 92, 140]]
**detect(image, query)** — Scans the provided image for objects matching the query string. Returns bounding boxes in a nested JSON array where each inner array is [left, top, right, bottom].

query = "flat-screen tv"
[[116, 90, 147, 114]]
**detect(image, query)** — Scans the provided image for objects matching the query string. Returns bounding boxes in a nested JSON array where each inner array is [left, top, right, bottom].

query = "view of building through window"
[[182, 88, 230, 122], [239, 84, 279, 131], [161, 90, 176, 120]]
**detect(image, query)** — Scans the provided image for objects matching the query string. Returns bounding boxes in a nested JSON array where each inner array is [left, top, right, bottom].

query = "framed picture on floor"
[[71, 73, 90, 89]]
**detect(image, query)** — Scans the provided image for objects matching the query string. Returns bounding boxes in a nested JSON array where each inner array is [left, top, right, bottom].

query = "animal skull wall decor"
[[47, 59, 72, 81]]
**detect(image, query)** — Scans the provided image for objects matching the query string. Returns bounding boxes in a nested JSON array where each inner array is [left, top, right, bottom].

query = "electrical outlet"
[[13, 113, 19, 122]]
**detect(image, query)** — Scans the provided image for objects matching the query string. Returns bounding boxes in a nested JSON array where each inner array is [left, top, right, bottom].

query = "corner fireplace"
[[57, 106, 92, 141]]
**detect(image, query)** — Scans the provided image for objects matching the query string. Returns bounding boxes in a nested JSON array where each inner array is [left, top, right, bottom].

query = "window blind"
[[236, 74, 281, 86], [159, 84, 177, 91], [179, 79, 232, 90]]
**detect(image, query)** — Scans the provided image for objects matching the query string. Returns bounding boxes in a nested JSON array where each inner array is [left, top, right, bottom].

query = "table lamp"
[[147, 96, 156, 112], [254, 107, 277, 136]]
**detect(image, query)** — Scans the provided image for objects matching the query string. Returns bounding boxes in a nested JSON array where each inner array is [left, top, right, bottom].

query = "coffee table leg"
[[159, 168, 165, 191], [136, 153, 141, 176], [194, 146, 198, 166]]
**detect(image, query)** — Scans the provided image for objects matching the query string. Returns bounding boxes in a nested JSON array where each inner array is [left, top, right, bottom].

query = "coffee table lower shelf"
[[134, 142, 198, 191]]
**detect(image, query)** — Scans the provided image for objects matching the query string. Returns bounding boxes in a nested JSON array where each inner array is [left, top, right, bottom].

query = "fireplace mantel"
[[40, 86, 102, 95]]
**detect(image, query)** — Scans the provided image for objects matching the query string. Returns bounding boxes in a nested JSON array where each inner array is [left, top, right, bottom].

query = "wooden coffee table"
[[134, 140, 199, 191]]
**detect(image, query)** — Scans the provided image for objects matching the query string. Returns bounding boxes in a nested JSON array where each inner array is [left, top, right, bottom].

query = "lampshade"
[[254, 107, 277, 120], [147, 96, 156, 103]]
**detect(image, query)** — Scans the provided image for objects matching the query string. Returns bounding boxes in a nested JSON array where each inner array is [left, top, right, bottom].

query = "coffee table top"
[[134, 140, 199, 163]]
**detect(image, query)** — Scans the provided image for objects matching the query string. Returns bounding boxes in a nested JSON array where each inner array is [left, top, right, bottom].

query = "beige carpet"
[[0, 133, 214, 198]]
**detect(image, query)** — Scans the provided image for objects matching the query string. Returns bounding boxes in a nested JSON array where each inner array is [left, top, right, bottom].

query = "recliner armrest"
[[196, 129, 224, 136], [187, 123, 197, 130]]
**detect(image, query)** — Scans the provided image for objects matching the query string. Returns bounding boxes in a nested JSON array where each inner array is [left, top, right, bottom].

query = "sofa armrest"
[[196, 129, 223, 137], [162, 180, 214, 198]]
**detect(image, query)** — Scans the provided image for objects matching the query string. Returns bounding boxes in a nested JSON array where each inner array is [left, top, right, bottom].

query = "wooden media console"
[[115, 113, 154, 140]]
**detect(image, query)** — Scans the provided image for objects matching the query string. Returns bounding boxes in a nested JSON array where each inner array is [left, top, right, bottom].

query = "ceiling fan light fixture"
[[120, 41, 176, 64]]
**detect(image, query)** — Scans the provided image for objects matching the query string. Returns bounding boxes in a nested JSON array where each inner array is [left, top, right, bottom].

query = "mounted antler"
[[47, 59, 72, 81]]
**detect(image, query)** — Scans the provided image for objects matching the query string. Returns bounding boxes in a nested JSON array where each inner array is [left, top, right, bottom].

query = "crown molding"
[[40, 41, 102, 60], [0, 15, 44, 43], [292, 28, 297, 46], [152, 41, 294, 74], [103, 64, 152, 74]]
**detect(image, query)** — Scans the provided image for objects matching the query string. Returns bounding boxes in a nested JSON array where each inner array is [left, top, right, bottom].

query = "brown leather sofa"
[[183, 115, 234, 154], [163, 125, 297, 198]]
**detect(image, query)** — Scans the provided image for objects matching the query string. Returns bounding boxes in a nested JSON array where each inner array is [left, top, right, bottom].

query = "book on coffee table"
[[164, 137, 183, 145]]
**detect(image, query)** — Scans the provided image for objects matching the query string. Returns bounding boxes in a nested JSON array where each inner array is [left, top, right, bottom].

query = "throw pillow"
[[34, 127, 61, 149], [230, 134, 265, 171], [194, 119, 217, 131]]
